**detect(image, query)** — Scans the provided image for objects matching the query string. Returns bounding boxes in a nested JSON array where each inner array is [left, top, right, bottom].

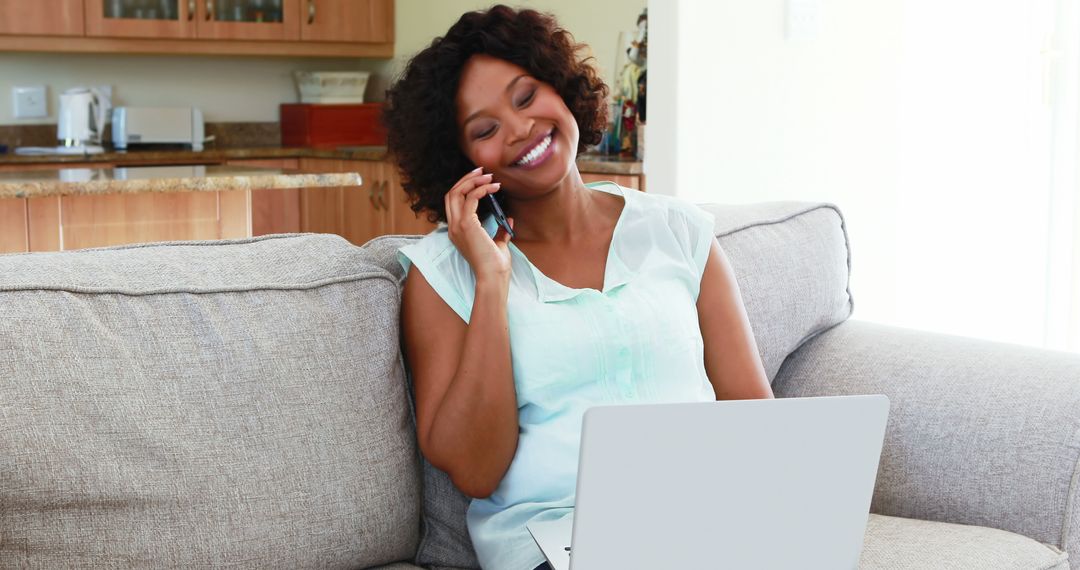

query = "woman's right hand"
[[444, 167, 514, 282]]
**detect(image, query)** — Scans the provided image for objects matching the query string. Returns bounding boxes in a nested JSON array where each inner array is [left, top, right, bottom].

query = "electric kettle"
[[57, 87, 111, 151]]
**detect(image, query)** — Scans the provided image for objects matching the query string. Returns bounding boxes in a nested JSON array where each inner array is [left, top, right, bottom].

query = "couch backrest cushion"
[[703, 201, 854, 379], [363, 200, 854, 569], [0, 234, 421, 569]]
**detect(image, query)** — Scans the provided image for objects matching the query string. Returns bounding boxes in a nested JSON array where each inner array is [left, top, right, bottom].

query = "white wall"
[[650, 0, 1073, 351], [0, 0, 644, 125], [648, 0, 904, 328]]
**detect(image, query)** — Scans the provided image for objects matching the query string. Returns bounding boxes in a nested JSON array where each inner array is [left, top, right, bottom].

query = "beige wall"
[[0, 0, 644, 125], [389, 0, 644, 86]]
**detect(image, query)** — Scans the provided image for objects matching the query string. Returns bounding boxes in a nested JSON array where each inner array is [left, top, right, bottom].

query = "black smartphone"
[[487, 193, 515, 238]]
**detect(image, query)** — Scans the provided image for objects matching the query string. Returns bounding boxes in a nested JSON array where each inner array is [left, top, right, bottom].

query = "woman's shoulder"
[[399, 224, 457, 264], [396, 224, 479, 324], [602, 184, 712, 230]]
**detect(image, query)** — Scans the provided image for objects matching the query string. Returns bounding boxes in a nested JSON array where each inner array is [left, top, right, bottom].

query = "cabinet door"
[[300, 0, 391, 43], [383, 161, 436, 236], [57, 191, 248, 249], [0, 1, 84, 36], [85, 0, 196, 39], [298, 158, 384, 246], [43, 191, 238, 250], [196, 0, 299, 40], [227, 158, 301, 236], [0, 198, 28, 253]]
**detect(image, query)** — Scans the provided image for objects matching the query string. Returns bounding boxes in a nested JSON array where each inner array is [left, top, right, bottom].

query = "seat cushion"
[[363, 200, 854, 569], [0, 234, 421, 568], [861, 514, 1069, 569]]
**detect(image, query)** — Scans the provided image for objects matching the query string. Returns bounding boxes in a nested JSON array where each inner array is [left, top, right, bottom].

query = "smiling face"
[[455, 54, 581, 197]]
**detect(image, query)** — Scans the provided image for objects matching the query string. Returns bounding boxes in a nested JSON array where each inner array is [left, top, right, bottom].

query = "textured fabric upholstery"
[[363, 200, 856, 569], [0, 234, 421, 569], [774, 319, 1080, 568], [861, 514, 1069, 569], [3, 197, 1074, 569], [701, 202, 854, 381]]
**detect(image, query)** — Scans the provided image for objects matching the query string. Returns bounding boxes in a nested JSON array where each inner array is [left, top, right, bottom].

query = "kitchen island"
[[0, 165, 360, 254], [0, 145, 645, 255]]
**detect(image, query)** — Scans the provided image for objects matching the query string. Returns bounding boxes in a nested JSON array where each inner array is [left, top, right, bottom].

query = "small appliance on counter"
[[59, 86, 111, 153], [112, 106, 208, 151], [15, 86, 111, 156]]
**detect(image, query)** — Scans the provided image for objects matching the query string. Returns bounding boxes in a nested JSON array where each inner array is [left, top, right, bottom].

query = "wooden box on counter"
[[281, 103, 387, 148]]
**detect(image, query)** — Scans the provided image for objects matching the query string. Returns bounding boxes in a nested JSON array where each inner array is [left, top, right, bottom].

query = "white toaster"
[[112, 107, 206, 151]]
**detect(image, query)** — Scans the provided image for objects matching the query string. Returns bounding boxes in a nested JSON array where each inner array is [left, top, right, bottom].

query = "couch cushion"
[[363, 200, 854, 568], [701, 201, 853, 380], [0, 234, 421, 569], [861, 514, 1069, 569]]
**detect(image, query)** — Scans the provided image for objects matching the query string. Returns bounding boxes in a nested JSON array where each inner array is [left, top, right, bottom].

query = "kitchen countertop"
[[0, 164, 361, 199], [0, 146, 643, 176]]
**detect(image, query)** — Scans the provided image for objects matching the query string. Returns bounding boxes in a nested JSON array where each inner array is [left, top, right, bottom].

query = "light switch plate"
[[13, 85, 48, 119]]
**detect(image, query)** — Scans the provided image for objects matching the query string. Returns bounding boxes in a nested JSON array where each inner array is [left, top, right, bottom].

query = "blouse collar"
[[483, 182, 633, 303]]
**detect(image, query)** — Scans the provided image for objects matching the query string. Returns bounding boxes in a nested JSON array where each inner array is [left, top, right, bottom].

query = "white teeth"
[[515, 134, 552, 166]]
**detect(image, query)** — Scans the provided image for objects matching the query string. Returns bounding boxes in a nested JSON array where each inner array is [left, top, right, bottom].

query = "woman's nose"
[[506, 113, 535, 146]]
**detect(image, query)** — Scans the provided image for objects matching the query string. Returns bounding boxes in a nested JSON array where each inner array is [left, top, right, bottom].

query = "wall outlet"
[[13, 85, 48, 119]]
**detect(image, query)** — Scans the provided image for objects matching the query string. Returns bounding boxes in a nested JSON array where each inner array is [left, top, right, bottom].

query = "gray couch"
[[1, 201, 1077, 569]]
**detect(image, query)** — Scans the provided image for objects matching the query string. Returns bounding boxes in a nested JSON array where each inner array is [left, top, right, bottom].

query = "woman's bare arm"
[[402, 267, 519, 498], [697, 240, 775, 400]]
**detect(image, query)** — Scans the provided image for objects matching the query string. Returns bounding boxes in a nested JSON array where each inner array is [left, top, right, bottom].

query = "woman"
[[384, 6, 773, 570]]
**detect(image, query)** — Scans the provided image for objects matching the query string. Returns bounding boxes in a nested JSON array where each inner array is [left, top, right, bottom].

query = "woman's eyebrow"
[[462, 74, 530, 126]]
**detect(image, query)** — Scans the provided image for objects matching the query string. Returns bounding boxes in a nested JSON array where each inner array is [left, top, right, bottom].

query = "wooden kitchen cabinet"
[[298, 157, 436, 246], [85, 0, 300, 41], [300, 0, 392, 44], [0, 0, 392, 57], [85, 0, 196, 39], [0, 0, 84, 36], [226, 158, 302, 236], [298, 158, 383, 246], [20, 190, 250, 251], [0, 198, 28, 253], [196, 0, 301, 41]]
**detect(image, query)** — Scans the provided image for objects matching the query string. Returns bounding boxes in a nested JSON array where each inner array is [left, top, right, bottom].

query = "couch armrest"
[[772, 319, 1080, 559]]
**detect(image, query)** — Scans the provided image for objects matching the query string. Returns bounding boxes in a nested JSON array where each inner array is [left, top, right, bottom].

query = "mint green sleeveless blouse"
[[397, 182, 718, 570]]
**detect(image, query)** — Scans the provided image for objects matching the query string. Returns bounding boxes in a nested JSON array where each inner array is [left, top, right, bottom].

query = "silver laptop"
[[527, 394, 890, 570]]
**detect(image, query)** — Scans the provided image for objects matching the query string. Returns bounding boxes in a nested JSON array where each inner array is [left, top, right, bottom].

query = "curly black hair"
[[382, 4, 609, 223]]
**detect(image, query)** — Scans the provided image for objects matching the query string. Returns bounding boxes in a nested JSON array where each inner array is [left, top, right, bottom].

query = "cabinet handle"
[[308, 0, 316, 24], [378, 181, 390, 210], [205, 0, 213, 21], [187, 0, 195, 20], [368, 181, 378, 209]]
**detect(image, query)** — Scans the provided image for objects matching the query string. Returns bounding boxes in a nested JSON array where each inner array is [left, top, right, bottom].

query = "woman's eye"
[[516, 89, 536, 107], [475, 125, 496, 139]]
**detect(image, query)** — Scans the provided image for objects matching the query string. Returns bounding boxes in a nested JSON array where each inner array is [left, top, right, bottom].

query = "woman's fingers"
[[494, 216, 514, 246], [462, 182, 501, 217], [447, 171, 493, 230], [444, 191, 453, 226]]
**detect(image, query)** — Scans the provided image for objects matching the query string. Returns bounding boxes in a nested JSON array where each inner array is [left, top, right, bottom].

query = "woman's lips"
[[513, 129, 556, 169]]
